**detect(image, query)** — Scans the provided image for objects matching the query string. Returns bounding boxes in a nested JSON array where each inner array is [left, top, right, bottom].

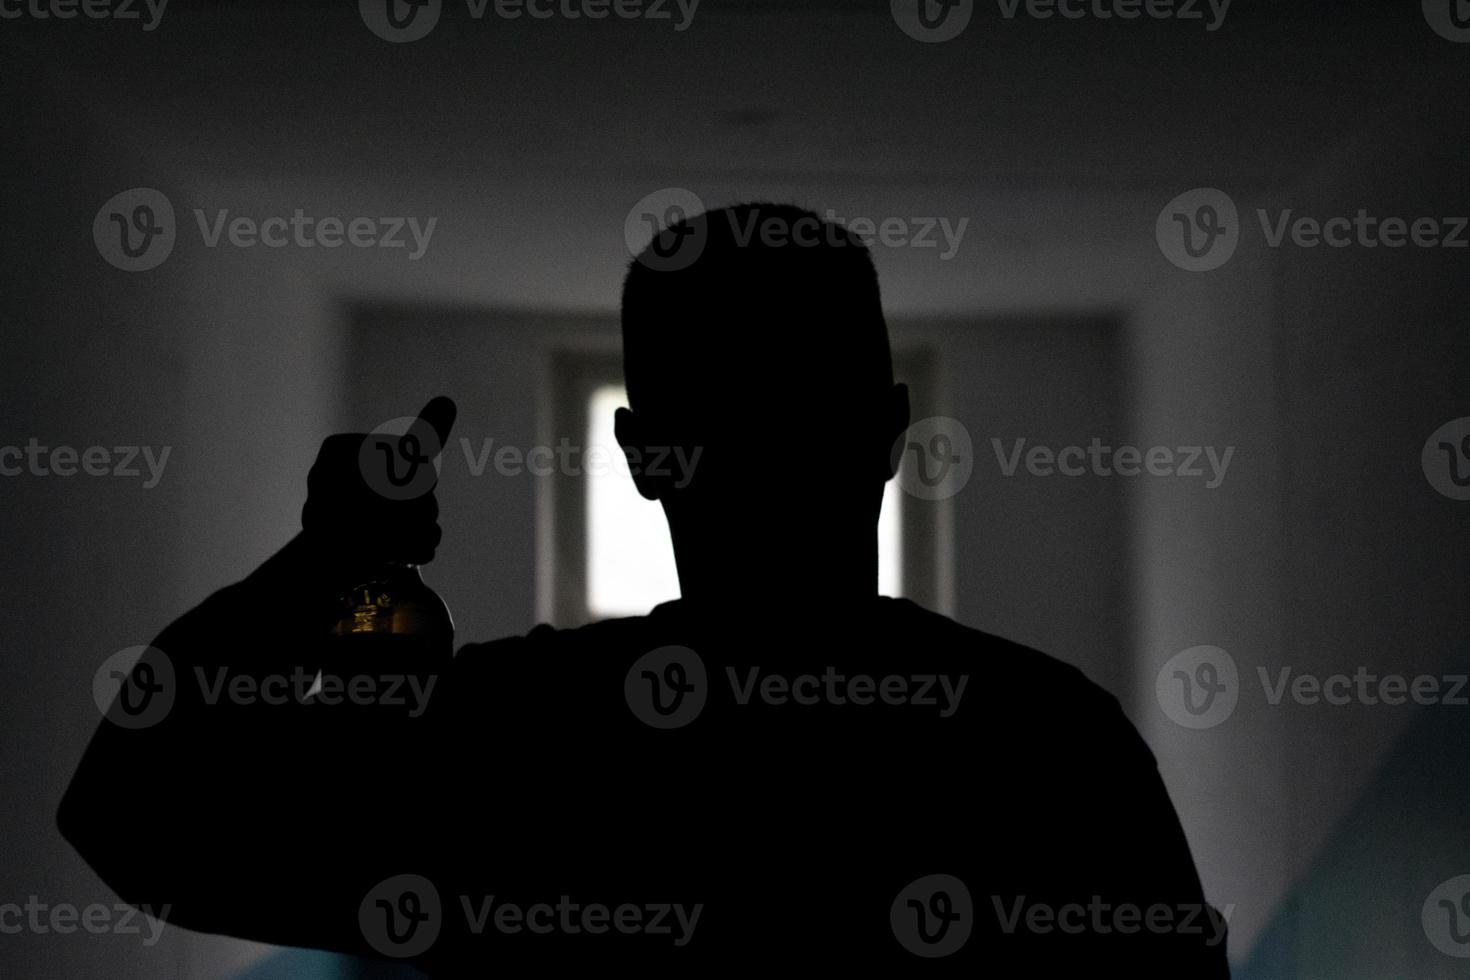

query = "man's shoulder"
[[454, 612, 653, 659], [892, 599, 1127, 719], [456, 598, 1121, 715]]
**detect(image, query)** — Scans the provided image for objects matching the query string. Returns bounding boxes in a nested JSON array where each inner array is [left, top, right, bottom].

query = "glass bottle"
[[328, 562, 454, 660]]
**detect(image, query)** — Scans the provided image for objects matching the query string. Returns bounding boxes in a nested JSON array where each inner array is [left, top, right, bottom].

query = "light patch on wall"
[[587, 385, 681, 618]]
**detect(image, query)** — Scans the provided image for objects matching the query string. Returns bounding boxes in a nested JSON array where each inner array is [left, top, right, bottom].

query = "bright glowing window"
[[586, 384, 681, 618], [585, 384, 902, 619]]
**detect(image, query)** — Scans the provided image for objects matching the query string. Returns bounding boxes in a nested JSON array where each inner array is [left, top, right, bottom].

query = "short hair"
[[621, 202, 891, 422]]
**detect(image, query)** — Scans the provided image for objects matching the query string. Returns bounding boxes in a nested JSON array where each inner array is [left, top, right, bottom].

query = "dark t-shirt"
[[417, 596, 1228, 975], [61, 583, 1230, 977]]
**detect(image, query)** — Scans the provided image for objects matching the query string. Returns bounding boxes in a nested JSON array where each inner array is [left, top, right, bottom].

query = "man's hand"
[[300, 395, 458, 566]]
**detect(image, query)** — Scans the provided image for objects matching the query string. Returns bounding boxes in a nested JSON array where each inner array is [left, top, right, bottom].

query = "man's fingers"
[[414, 395, 457, 449]]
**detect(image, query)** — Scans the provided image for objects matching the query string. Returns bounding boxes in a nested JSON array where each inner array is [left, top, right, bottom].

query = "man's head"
[[616, 202, 909, 597]]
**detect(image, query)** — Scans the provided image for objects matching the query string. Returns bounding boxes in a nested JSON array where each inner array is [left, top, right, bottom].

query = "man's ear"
[[882, 382, 911, 479], [614, 406, 663, 501]]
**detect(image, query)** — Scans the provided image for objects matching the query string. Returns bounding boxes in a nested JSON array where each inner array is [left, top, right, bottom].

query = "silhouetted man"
[[60, 203, 1230, 975]]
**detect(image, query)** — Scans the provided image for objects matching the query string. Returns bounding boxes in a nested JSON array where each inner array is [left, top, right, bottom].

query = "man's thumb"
[[414, 395, 457, 449]]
